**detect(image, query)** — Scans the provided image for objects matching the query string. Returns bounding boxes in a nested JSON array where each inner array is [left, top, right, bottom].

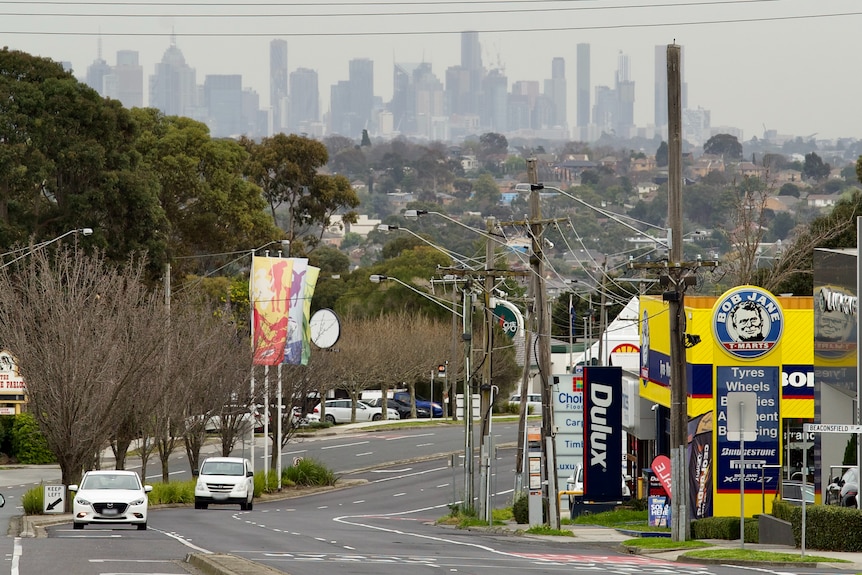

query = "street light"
[[369, 274, 462, 317], [377, 224, 481, 270], [0, 228, 93, 270], [403, 210, 513, 251]]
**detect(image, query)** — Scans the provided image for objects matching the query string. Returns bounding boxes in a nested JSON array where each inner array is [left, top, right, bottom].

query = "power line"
[[2, 9, 859, 37]]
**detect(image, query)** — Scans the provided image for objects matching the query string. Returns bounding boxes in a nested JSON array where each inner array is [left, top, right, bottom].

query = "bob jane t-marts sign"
[[713, 286, 784, 359]]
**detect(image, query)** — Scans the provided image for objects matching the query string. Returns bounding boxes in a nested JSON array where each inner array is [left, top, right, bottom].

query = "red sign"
[[651, 455, 672, 498]]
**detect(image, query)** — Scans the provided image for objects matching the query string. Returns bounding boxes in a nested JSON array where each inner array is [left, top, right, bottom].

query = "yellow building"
[[640, 287, 813, 517]]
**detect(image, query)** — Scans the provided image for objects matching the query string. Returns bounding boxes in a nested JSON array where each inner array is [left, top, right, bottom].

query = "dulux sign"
[[584, 366, 623, 501]]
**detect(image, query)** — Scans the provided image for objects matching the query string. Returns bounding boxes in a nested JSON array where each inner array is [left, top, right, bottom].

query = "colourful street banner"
[[300, 266, 320, 366], [282, 259, 309, 366], [251, 256, 294, 365]]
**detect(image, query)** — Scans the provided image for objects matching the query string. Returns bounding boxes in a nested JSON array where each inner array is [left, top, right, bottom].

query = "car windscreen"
[[82, 474, 139, 490], [202, 461, 245, 476]]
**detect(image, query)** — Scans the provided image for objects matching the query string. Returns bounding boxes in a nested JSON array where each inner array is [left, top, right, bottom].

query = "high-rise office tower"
[[654, 44, 687, 130], [149, 36, 197, 118], [204, 75, 243, 138], [460, 31, 484, 116], [349, 58, 374, 134], [444, 65, 471, 116], [413, 63, 444, 138], [482, 68, 508, 132], [544, 57, 567, 129], [615, 52, 635, 138], [270, 40, 288, 134], [329, 80, 352, 136], [111, 50, 143, 108], [576, 44, 591, 129], [288, 68, 319, 134], [390, 62, 418, 134], [85, 38, 112, 97]]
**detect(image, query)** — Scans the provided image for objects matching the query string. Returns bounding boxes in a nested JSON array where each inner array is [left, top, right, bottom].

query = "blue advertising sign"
[[648, 496, 671, 527], [583, 366, 623, 501], [715, 366, 780, 493]]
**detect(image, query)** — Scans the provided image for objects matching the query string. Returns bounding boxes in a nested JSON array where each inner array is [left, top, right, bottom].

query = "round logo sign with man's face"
[[713, 286, 783, 359], [814, 285, 856, 359]]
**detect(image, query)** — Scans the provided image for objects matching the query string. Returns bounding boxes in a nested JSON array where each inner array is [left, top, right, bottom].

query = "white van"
[[194, 457, 254, 510], [508, 393, 542, 413]]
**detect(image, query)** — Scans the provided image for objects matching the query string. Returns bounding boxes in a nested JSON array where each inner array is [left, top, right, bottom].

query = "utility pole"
[[666, 43, 689, 542], [479, 216, 496, 521], [527, 159, 560, 529]]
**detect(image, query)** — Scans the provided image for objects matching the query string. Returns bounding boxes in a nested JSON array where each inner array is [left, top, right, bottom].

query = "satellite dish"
[[309, 308, 341, 349]]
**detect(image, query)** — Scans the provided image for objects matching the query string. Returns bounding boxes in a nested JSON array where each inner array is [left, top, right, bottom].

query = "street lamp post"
[[0, 228, 93, 270]]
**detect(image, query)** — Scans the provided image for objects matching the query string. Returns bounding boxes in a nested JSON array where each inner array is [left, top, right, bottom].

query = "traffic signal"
[[437, 363, 447, 378]]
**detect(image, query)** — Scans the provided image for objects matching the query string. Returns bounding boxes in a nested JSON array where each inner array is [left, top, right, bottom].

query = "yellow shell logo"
[[612, 343, 639, 354]]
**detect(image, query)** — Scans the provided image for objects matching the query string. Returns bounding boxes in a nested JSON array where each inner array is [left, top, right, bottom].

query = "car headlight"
[[129, 497, 146, 506], [75, 497, 91, 506]]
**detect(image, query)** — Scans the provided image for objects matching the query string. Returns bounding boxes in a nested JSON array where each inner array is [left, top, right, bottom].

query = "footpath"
[[5, 420, 862, 574]]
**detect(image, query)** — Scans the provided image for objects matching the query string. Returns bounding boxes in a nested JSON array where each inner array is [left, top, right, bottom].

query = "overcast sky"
[[4, 0, 861, 142]]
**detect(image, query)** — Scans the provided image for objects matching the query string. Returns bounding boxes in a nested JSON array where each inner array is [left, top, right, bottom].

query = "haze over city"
[[4, 0, 861, 141]]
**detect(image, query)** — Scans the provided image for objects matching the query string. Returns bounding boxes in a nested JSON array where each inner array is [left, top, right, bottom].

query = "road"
[[0, 423, 812, 575]]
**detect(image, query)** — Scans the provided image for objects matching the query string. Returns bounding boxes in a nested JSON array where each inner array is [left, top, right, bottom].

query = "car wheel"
[[372, 413, 382, 421], [73, 522, 84, 530], [137, 523, 147, 531], [842, 495, 857, 507], [247, 499, 253, 511], [325, 414, 336, 424], [240, 500, 248, 510]]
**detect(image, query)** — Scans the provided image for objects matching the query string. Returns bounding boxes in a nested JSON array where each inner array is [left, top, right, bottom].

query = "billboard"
[[583, 366, 623, 501]]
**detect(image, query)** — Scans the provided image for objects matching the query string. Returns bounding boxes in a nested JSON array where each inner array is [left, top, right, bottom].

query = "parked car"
[[364, 397, 430, 419], [69, 470, 152, 530], [781, 480, 815, 506], [392, 392, 443, 418], [565, 465, 631, 509], [508, 393, 542, 414], [194, 456, 255, 510], [311, 399, 400, 424]]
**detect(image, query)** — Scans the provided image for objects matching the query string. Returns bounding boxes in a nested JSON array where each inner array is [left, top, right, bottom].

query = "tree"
[[779, 183, 800, 198], [132, 109, 279, 272], [655, 141, 669, 167], [360, 129, 372, 148], [803, 152, 831, 181], [469, 174, 502, 213], [0, 49, 168, 277], [0, 248, 166, 487], [703, 133, 743, 160], [241, 134, 360, 252]]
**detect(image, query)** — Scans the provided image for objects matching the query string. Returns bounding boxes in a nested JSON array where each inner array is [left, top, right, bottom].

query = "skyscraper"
[[460, 31, 484, 117], [84, 38, 112, 97], [204, 75, 243, 138], [544, 57, 567, 129], [346, 58, 374, 136], [576, 44, 591, 130], [615, 52, 635, 138], [149, 36, 197, 118], [288, 68, 319, 134], [111, 50, 143, 109], [270, 40, 288, 134]]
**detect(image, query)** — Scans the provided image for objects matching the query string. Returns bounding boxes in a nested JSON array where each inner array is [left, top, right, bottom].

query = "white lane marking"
[[370, 466, 448, 483], [355, 452, 373, 457], [370, 468, 411, 473], [436, 484, 449, 488], [282, 449, 308, 455], [352, 500, 365, 503], [11, 537, 21, 575], [392, 493, 406, 497], [385, 433, 434, 441], [153, 528, 212, 554], [144, 471, 184, 479], [416, 443, 434, 447], [321, 441, 370, 450]]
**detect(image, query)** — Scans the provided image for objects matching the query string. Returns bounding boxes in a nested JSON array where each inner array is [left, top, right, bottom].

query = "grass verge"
[[622, 537, 711, 550], [682, 548, 848, 563]]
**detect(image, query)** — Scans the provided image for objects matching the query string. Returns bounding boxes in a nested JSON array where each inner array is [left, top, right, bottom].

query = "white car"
[[69, 470, 152, 530], [194, 456, 255, 510], [566, 465, 632, 507], [311, 399, 400, 424], [509, 393, 542, 414]]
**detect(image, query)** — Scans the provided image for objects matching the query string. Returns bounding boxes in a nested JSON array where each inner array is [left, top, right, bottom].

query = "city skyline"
[[4, 0, 862, 141]]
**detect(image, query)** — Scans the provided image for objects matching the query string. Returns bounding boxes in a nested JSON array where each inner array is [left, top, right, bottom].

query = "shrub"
[[512, 494, 529, 524], [282, 458, 337, 487], [773, 501, 862, 551], [148, 480, 194, 505], [691, 516, 758, 543], [255, 468, 282, 495], [11, 413, 54, 464], [22, 484, 43, 515]]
